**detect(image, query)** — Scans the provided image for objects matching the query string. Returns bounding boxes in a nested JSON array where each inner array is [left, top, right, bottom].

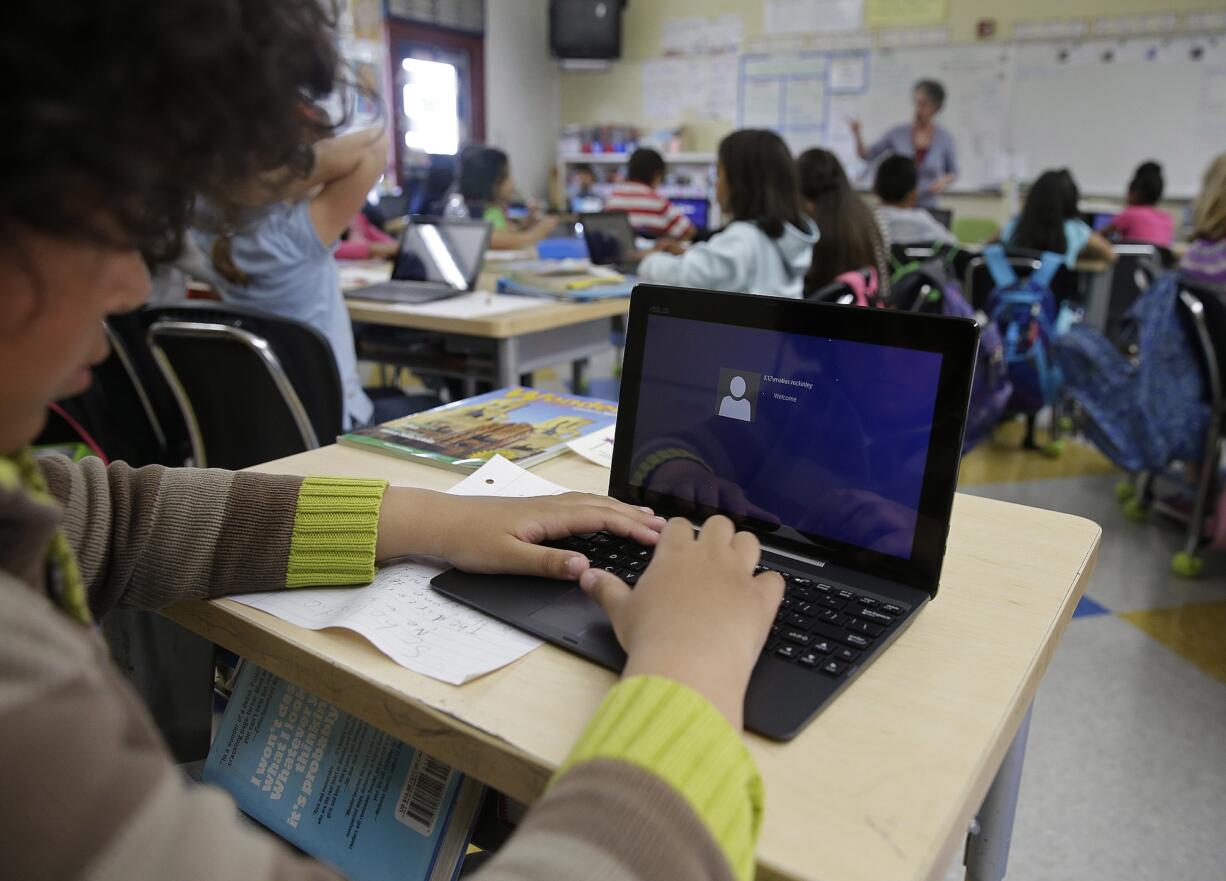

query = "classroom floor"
[[940, 422, 1226, 881]]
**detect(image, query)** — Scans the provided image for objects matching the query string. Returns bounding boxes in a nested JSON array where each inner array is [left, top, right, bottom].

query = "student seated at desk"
[[193, 128, 419, 428], [603, 148, 695, 241], [1101, 161, 1174, 248], [334, 209, 398, 260], [796, 148, 891, 296], [0, 7, 777, 881], [1000, 168, 1116, 268], [459, 145, 559, 250], [872, 154, 959, 247], [1181, 153, 1226, 291], [637, 130, 818, 298]]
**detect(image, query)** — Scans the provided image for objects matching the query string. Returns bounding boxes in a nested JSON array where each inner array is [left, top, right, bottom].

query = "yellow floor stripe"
[[958, 420, 1119, 486], [1120, 601, 1226, 685]]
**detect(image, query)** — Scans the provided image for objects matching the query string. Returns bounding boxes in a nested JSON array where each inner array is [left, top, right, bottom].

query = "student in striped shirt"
[[604, 148, 696, 240]]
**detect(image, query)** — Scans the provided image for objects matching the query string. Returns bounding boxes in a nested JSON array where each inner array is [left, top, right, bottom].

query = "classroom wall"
[[485, 0, 561, 200], [561, 0, 1216, 148]]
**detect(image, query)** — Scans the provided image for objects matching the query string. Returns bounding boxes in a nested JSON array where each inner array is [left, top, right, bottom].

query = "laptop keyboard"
[[550, 531, 910, 678]]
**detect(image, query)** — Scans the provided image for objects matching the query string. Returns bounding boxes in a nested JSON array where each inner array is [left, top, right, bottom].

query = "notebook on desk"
[[433, 285, 979, 740], [344, 217, 490, 305]]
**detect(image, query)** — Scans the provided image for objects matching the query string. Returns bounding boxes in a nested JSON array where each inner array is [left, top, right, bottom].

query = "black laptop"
[[579, 211, 641, 274], [432, 285, 978, 740], [345, 217, 490, 304]]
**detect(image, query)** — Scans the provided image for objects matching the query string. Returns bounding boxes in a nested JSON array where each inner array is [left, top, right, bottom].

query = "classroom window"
[[401, 58, 460, 155]]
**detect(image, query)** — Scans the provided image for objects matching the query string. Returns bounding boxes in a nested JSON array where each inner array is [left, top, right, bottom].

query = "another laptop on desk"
[[344, 217, 490, 304], [432, 285, 979, 740], [579, 211, 642, 274]]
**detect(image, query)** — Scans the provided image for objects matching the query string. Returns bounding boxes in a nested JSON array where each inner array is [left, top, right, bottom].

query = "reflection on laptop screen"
[[629, 315, 943, 560], [581, 215, 635, 266], [392, 222, 486, 288]]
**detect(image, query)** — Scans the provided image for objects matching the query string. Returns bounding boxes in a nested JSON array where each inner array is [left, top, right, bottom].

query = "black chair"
[[34, 319, 183, 467], [144, 302, 343, 469], [1099, 246, 1164, 347], [963, 247, 1079, 312]]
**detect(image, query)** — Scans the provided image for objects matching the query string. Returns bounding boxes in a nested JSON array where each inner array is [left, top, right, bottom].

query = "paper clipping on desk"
[[337, 262, 393, 289], [380, 291, 544, 319], [230, 457, 572, 685], [566, 423, 616, 469]]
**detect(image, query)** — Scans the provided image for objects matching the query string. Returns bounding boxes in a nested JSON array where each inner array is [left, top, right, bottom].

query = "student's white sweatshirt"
[[637, 219, 819, 298]]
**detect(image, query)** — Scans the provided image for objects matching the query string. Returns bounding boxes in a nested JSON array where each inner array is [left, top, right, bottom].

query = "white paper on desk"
[[377, 291, 544, 319], [566, 423, 616, 469], [337, 263, 392, 288], [230, 457, 570, 684]]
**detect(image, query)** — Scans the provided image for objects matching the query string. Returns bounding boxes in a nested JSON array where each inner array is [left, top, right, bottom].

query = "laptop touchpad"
[[529, 588, 606, 636]]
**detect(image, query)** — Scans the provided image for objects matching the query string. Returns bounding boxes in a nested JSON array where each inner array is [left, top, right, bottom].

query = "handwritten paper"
[[231, 563, 541, 685], [567, 424, 617, 469], [231, 456, 570, 684]]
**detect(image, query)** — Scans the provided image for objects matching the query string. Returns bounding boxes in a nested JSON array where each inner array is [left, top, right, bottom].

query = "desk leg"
[[964, 705, 1033, 881], [495, 337, 520, 389], [571, 358, 587, 394]]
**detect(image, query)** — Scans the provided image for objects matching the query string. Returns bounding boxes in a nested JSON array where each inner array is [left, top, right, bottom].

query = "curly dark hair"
[[1, 0, 347, 261]]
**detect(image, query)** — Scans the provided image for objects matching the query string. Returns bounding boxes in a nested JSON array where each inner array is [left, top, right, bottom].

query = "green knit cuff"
[[286, 477, 388, 588], [554, 676, 763, 881]]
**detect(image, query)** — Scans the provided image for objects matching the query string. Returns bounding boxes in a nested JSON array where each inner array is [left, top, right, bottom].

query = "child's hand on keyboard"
[[376, 489, 666, 580], [578, 515, 785, 729]]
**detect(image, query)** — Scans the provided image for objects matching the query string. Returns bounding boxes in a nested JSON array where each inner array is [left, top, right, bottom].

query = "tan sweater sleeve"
[[38, 456, 303, 617]]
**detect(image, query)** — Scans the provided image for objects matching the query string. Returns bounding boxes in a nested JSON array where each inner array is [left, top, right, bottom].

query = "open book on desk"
[[206, 663, 484, 881]]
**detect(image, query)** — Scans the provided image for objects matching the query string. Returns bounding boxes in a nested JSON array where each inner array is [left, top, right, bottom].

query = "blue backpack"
[[895, 262, 1012, 451], [939, 283, 1013, 452], [1053, 271, 1211, 473], [983, 245, 1065, 415]]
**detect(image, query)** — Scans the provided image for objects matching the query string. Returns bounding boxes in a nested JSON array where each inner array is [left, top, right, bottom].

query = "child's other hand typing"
[[579, 516, 784, 729]]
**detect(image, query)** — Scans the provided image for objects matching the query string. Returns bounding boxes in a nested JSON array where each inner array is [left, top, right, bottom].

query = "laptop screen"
[[626, 313, 944, 562], [580, 213, 636, 266], [392, 220, 487, 289]]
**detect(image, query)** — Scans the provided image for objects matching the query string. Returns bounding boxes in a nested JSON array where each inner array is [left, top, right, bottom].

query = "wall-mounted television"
[[549, 0, 626, 60]]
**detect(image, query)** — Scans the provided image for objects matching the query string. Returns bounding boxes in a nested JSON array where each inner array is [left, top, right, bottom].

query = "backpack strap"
[[983, 244, 1017, 289], [1029, 250, 1065, 289]]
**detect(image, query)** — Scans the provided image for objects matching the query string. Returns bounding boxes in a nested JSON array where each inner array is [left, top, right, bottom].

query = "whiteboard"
[[738, 34, 1226, 198], [1008, 36, 1226, 198]]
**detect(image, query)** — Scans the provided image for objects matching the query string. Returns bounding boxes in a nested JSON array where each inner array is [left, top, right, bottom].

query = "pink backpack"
[[833, 266, 881, 308]]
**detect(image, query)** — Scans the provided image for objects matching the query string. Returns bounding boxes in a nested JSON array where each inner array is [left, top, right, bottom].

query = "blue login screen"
[[629, 314, 944, 559]]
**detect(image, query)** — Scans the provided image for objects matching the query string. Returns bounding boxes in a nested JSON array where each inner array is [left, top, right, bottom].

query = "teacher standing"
[[850, 79, 958, 208]]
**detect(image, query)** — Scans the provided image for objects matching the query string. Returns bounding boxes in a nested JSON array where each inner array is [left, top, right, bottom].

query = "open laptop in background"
[[433, 285, 979, 740], [579, 211, 642, 274], [344, 217, 490, 304]]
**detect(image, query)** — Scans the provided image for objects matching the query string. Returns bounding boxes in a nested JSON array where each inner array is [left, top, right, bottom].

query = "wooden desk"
[[340, 259, 628, 392], [166, 445, 1101, 881]]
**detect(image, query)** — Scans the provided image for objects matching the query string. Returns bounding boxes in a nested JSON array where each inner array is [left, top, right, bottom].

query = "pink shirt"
[[1110, 205, 1174, 247], [334, 211, 395, 260]]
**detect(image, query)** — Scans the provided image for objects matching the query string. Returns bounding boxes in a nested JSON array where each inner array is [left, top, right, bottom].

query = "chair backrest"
[[963, 248, 1078, 312], [1176, 280, 1226, 419], [34, 320, 176, 466], [144, 303, 343, 469], [1102, 247, 1163, 343], [806, 278, 857, 305]]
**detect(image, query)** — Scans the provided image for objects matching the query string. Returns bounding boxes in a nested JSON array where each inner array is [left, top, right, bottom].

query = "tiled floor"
[[941, 421, 1226, 880]]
